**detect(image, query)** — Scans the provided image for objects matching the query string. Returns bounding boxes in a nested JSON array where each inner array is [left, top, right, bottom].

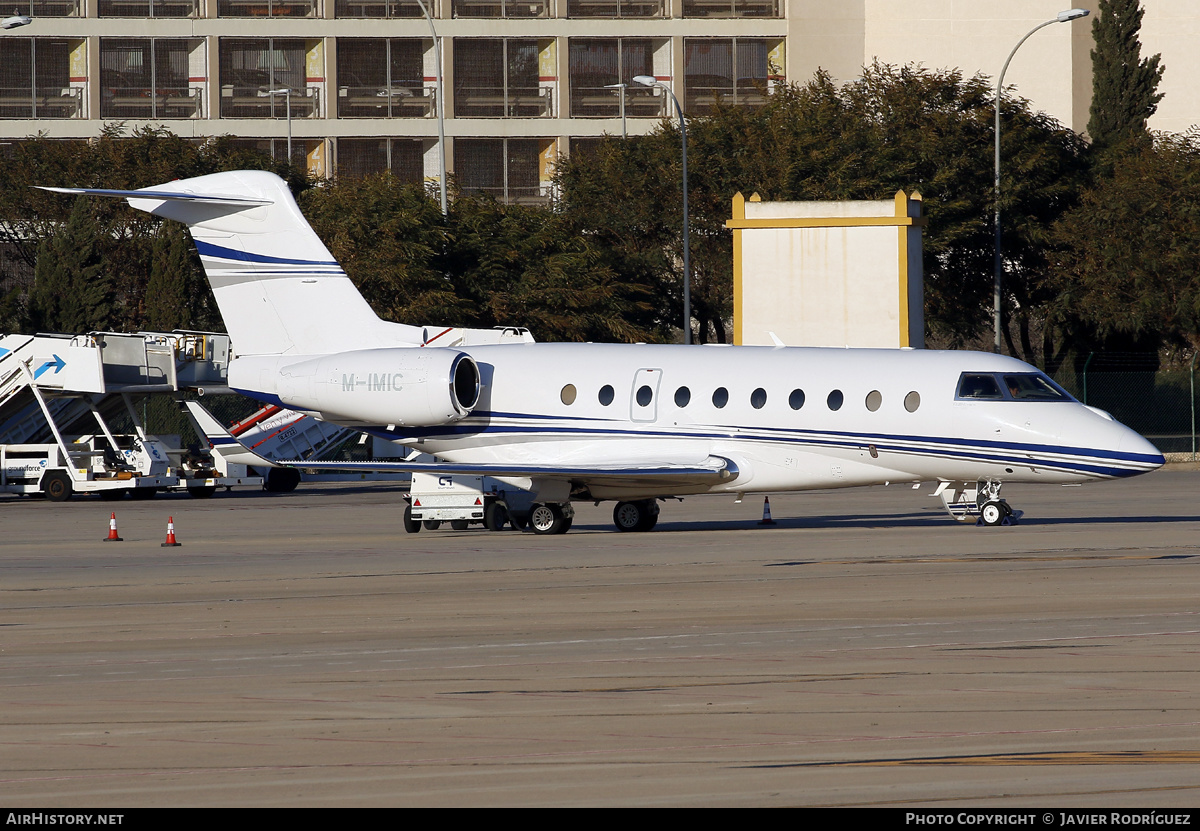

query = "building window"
[[0, 39, 81, 119], [219, 39, 318, 118], [452, 0, 549, 17], [682, 0, 778, 18], [568, 39, 664, 118], [683, 38, 773, 111], [334, 0, 429, 16], [337, 138, 425, 182], [566, 0, 663, 18], [337, 39, 432, 118], [217, 0, 316, 16], [101, 39, 201, 119], [455, 138, 551, 205], [98, 0, 197, 16], [454, 39, 550, 118]]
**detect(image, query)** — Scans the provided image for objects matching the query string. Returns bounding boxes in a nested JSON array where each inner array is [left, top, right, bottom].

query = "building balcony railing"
[[452, 0, 550, 17], [565, 0, 663, 17], [468, 184, 549, 205], [334, 0, 430, 16], [0, 86, 83, 119], [216, 0, 317, 16], [338, 85, 436, 117], [684, 84, 769, 111], [102, 86, 204, 119], [570, 85, 665, 118], [455, 85, 552, 117], [98, 0, 199, 16], [220, 86, 321, 118], [681, 0, 778, 16]]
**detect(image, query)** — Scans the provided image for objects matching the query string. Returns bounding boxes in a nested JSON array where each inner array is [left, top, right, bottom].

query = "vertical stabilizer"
[[41, 171, 423, 357]]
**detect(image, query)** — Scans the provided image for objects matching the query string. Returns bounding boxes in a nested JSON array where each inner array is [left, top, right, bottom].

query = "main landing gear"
[[612, 499, 659, 532]]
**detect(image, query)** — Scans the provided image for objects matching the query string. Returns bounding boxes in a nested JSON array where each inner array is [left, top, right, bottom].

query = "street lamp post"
[[415, 0, 447, 216], [603, 82, 627, 139], [993, 8, 1089, 354], [633, 75, 691, 345]]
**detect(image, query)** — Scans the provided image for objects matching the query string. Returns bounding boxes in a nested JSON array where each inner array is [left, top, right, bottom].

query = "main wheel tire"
[[529, 503, 567, 535], [484, 502, 509, 531], [613, 501, 644, 532], [42, 472, 72, 502], [614, 500, 659, 532], [980, 500, 1005, 526], [264, 467, 302, 493], [403, 504, 421, 534]]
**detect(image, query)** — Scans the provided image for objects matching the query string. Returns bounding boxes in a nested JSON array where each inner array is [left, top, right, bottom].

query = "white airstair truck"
[[0, 332, 176, 500]]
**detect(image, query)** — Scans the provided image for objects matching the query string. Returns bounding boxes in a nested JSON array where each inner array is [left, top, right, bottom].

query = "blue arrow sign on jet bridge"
[[33, 354, 66, 380]]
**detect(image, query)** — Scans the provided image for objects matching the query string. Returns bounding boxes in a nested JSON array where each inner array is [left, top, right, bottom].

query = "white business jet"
[[44, 170, 1164, 533]]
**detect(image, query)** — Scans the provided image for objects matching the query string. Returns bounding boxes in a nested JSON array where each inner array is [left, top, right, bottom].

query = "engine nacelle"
[[274, 348, 479, 426]]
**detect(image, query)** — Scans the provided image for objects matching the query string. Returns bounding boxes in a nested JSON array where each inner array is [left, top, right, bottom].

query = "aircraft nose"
[[1120, 426, 1165, 470]]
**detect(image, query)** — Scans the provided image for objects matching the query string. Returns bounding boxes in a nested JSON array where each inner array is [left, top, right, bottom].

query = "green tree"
[[1050, 132, 1200, 352], [26, 198, 113, 333], [1088, 0, 1165, 152]]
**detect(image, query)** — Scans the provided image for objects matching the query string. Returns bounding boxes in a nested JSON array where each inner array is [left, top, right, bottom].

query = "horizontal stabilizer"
[[37, 186, 272, 208], [183, 401, 279, 469]]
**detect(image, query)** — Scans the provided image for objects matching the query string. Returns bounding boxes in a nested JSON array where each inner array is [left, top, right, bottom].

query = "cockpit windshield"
[[956, 372, 1073, 402]]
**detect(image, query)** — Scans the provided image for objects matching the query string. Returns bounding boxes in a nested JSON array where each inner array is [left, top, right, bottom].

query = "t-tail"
[[40, 171, 423, 357]]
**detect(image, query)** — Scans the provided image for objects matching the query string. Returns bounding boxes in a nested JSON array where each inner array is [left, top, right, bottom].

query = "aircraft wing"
[[279, 457, 737, 488]]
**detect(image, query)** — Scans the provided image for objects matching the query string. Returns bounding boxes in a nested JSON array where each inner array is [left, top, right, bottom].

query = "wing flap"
[[282, 456, 737, 488]]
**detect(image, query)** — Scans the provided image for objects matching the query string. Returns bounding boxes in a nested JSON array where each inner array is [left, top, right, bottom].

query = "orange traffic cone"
[[757, 496, 777, 526], [104, 512, 123, 542], [161, 516, 181, 547]]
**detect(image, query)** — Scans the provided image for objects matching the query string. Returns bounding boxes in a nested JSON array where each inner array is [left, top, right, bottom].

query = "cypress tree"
[[1088, 0, 1164, 151], [27, 199, 113, 333]]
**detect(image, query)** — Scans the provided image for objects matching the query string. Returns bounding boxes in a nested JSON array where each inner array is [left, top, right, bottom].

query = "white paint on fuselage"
[[379, 343, 1163, 500]]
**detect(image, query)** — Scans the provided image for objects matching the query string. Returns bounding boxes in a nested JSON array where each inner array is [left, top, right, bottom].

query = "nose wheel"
[[976, 478, 1018, 527]]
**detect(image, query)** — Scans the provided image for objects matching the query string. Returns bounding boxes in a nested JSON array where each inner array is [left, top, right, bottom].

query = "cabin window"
[[1003, 374, 1072, 401], [750, 387, 767, 409], [712, 387, 729, 408], [789, 389, 805, 410], [598, 384, 614, 405], [560, 384, 577, 405], [674, 386, 691, 407], [957, 374, 1003, 400], [827, 390, 843, 411], [905, 391, 921, 412], [636, 385, 653, 406], [865, 390, 882, 412]]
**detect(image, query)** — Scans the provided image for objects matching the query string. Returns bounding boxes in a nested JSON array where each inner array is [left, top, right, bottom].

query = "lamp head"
[[1057, 8, 1089, 22]]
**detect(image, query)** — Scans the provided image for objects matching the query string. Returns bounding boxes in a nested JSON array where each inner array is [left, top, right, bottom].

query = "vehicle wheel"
[[613, 501, 644, 532], [980, 500, 1005, 526], [188, 486, 217, 499], [423, 520, 441, 530], [42, 471, 72, 502], [614, 499, 658, 532], [403, 504, 421, 533], [484, 502, 508, 531], [450, 519, 469, 531], [529, 503, 567, 535], [98, 489, 125, 502], [264, 467, 301, 493]]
